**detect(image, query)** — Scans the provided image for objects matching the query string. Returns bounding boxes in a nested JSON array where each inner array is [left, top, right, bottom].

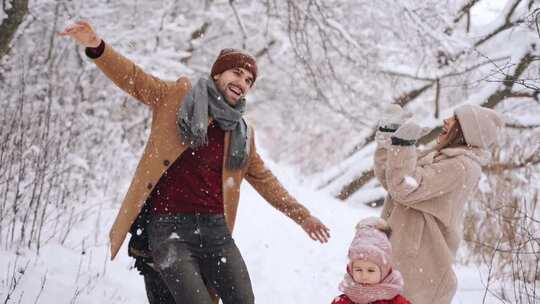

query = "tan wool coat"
[[374, 137, 489, 304], [90, 44, 311, 260]]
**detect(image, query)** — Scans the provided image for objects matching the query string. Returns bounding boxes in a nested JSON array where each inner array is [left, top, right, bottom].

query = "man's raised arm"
[[59, 21, 172, 108]]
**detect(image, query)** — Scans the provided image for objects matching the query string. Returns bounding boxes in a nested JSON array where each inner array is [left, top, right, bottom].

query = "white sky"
[[470, 0, 510, 27]]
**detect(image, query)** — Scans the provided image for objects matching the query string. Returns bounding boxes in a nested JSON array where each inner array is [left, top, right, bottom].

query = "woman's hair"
[[435, 116, 467, 150]]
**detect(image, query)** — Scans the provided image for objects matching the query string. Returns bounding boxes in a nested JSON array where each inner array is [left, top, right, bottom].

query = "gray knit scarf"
[[178, 77, 249, 170]]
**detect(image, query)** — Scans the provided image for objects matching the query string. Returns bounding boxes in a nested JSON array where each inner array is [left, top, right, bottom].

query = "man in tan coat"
[[60, 21, 330, 304], [373, 104, 503, 304]]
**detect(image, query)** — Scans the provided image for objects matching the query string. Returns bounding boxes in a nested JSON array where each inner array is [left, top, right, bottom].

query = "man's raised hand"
[[58, 21, 101, 48]]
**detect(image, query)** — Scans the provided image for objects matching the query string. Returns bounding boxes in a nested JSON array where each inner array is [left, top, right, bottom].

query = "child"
[[332, 217, 411, 304]]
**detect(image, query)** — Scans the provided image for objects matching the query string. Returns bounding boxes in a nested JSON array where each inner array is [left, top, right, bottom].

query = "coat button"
[[147, 183, 153, 190], [163, 160, 170, 166]]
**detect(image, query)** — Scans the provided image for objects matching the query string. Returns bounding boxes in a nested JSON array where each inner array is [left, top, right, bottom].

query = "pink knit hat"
[[348, 217, 393, 280], [455, 104, 504, 149]]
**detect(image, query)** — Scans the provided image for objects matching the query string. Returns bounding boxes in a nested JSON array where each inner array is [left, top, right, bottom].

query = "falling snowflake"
[[225, 177, 235, 188], [404, 176, 418, 188]]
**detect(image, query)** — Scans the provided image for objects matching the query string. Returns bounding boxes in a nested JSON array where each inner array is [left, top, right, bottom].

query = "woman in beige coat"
[[373, 104, 504, 304]]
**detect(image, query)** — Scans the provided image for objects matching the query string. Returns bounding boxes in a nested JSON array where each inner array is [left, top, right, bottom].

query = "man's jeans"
[[148, 213, 254, 304], [142, 263, 175, 304]]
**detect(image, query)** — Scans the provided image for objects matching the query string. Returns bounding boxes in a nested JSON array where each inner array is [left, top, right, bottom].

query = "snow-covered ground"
[[0, 155, 499, 303]]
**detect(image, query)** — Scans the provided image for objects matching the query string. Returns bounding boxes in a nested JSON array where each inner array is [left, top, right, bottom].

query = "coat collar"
[[418, 146, 490, 166]]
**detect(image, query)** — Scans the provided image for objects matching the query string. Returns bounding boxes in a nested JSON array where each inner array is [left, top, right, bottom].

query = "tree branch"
[[380, 56, 511, 82], [486, 154, 540, 172], [506, 122, 540, 129], [336, 170, 374, 200], [475, 0, 524, 47], [341, 82, 435, 160], [180, 21, 210, 65], [229, 0, 248, 49], [453, 0, 481, 25]]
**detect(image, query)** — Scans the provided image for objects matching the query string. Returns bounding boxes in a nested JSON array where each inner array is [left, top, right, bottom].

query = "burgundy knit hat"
[[211, 48, 258, 84]]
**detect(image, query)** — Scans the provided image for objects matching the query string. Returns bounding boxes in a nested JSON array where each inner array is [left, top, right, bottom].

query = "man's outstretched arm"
[[245, 143, 330, 243], [59, 21, 172, 108]]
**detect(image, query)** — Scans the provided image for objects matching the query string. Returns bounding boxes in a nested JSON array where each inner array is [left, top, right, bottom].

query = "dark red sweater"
[[147, 122, 225, 214]]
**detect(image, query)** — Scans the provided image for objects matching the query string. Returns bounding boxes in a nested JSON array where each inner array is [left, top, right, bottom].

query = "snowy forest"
[[1, 0, 539, 303]]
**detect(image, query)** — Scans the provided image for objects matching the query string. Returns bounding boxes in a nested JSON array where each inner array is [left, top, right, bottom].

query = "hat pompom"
[[356, 217, 392, 238]]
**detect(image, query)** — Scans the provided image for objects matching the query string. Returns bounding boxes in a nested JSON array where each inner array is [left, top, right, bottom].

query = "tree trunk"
[[0, 0, 29, 61]]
